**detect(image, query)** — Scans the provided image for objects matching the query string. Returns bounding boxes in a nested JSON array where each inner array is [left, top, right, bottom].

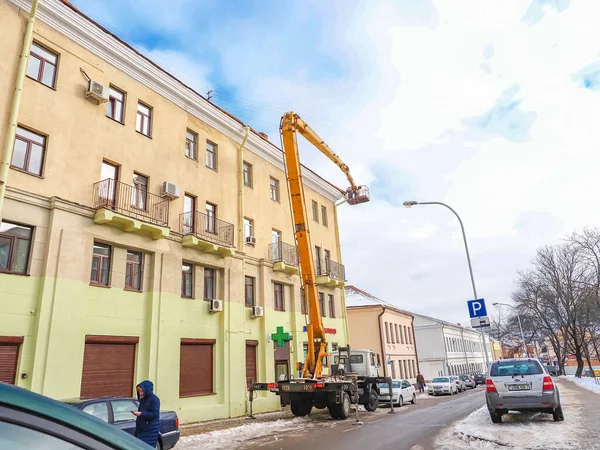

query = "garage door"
[[246, 340, 258, 389], [81, 336, 138, 398], [0, 337, 23, 385], [180, 338, 216, 397]]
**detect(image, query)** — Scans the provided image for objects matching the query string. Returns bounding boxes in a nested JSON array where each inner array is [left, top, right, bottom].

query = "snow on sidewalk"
[[435, 380, 584, 450], [562, 375, 600, 394]]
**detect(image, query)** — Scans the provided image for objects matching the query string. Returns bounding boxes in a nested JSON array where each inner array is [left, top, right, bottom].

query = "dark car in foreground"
[[0, 382, 151, 450], [485, 358, 564, 424], [63, 397, 180, 450], [473, 373, 486, 385]]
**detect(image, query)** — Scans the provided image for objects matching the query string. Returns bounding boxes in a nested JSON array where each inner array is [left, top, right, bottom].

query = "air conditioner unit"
[[85, 80, 109, 104], [251, 306, 264, 318], [245, 236, 256, 245], [209, 299, 223, 313], [161, 181, 180, 199]]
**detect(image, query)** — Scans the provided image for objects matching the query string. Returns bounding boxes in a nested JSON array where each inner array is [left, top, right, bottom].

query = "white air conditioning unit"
[[245, 236, 256, 245], [85, 80, 109, 104], [161, 181, 180, 199], [209, 299, 223, 313], [251, 306, 264, 318]]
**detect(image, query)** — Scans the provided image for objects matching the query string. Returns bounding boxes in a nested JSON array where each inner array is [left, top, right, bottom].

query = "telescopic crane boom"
[[280, 112, 370, 379]]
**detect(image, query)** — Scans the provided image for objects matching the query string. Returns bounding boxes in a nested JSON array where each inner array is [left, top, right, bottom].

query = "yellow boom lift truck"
[[252, 112, 391, 420]]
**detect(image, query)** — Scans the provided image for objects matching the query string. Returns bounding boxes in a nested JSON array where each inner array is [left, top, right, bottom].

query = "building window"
[[180, 340, 215, 397], [131, 173, 148, 210], [274, 283, 284, 311], [26, 42, 58, 88], [206, 141, 217, 170], [136, 102, 152, 137], [90, 243, 111, 286], [204, 268, 215, 300], [324, 249, 331, 273], [106, 86, 125, 123], [321, 205, 328, 227], [395, 324, 401, 343], [245, 276, 255, 307], [318, 292, 325, 317], [404, 326, 409, 345], [328, 294, 335, 318], [181, 263, 193, 298], [270, 177, 279, 202], [205, 203, 216, 233], [385, 322, 390, 343], [186, 130, 197, 160], [125, 251, 142, 291], [12, 126, 46, 177], [315, 246, 322, 274], [403, 360, 408, 379], [312, 201, 319, 223], [300, 288, 306, 314], [244, 218, 254, 240], [391, 324, 395, 344], [183, 194, 196, 234], [0, 221, 33, 274], [243, 162, 252, 187]]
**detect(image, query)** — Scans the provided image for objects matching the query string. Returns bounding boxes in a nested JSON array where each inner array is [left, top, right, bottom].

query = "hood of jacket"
[[137, 380, 154, 400]]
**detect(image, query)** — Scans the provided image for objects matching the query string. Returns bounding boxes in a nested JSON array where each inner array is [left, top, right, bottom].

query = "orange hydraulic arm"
[[280, 112, 370, 379]]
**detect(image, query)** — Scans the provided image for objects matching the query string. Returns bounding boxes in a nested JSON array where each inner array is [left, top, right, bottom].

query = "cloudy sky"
[[72, 0, 600, 326]]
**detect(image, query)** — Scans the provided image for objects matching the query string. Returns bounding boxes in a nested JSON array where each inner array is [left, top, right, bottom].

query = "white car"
[[378, 379, 417, 407], [450, 376, 466, 392], [428, 377, 458, 396]]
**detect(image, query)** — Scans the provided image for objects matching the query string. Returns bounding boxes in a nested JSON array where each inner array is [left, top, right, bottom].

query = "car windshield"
[[490, 360, 543, 377], [432, 377, 449, 383]]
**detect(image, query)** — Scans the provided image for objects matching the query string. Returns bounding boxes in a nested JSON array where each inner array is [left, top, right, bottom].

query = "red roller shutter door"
[[246, 340, 258, 389], [81, 336, 138, 398], [0, 337, 23, 385], [180, 339, 215, 397]]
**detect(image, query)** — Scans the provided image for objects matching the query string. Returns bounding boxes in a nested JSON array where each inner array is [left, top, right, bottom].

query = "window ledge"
[[135, 130, 152, 139], [185, 156, 198, 162], [180, 392, 216, 398], [0, 271, 30, 277], [10, 166, 44, 179], [124, 288, 143, 293], [106, 116, 125, 126], [90, 283, 111, 288], [26, 75, 56, 90]]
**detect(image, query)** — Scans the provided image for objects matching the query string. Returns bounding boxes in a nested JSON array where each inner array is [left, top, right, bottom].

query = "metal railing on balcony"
[[92, 178, 170, 227], [269, 242, 298, 267], [316, 258, 346, 281], [180, 211, 234, 247]]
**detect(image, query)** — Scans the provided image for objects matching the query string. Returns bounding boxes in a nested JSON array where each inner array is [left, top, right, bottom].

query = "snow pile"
[[562, 375, 600, 395], [179, 417, 326, 449], [436, 382, 584, 449]]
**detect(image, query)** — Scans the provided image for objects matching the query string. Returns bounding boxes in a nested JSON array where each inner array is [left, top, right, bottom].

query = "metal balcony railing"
[[268, 242, 298, 267], [179, 211, 234, 247], [316, 258, 346, 281], [92, 178, 170, 227]]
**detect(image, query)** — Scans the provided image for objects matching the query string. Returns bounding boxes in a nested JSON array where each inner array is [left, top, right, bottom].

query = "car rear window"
[[432, 377, 449, 383], [378, 383, 389, 389], [490, 360, 543, 377]]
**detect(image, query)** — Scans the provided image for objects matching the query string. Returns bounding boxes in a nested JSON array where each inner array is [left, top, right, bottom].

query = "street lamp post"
[[493, 302, 528, 358], [403, 200, 490, 368]]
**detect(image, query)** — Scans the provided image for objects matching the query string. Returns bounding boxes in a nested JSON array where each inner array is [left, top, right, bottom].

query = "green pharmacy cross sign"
[[272, 326, 291, 348]]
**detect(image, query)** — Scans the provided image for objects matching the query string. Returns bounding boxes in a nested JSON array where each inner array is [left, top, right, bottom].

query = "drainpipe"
[[238, 126, 249, 412], [377, 306, 387, 377], [0, 0, 39, 223], [334, 197, 349, 346]]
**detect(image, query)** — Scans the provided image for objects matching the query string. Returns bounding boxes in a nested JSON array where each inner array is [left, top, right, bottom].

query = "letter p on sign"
[[467, 299, 487, 318]]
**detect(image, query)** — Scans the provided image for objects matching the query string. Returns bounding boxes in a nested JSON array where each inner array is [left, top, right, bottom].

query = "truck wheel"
[[363, 389, 379, 412], [329, 392, 351, 420], [553, 406, 564, 422], [291, 399, 312, 417]]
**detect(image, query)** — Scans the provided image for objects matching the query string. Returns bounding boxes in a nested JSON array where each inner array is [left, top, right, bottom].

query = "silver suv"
[[485, 358, 564, 423]]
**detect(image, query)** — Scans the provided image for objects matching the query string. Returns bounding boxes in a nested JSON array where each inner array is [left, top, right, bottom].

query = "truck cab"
[[332, 348, 381, 378]]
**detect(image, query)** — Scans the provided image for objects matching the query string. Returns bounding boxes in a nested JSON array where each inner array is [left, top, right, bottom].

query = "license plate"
[[508, 384, 530, 391]]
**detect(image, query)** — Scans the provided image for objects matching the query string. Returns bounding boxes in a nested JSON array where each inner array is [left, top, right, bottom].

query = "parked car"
[[0, 382, 151, 450], [545, 365, 560, 377], [63, 397, 180, 449], [450, 376, 466, 392], [473, 373, 486, 385], [378, 379, 417, 407], [486, 358, 564, 424], [428, 377, 458, 396], [459, 375, 476, 389]]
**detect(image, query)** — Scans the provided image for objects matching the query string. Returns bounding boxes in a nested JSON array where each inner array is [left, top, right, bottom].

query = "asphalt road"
[[248, 387, 486, 450]]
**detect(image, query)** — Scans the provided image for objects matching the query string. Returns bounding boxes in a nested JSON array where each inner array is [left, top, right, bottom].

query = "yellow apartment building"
[[0, 0, 349, 423], [345, 286, 419, 384]]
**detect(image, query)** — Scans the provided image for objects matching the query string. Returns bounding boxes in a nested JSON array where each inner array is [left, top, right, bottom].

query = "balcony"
[[269, 242, 299, 275], [316, 259, 346, 288], [180, 211, 235, 257], [92, 179, 170, 239]]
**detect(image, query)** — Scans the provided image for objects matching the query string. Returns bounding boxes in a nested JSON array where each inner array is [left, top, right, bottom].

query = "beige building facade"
[[0, 0, 350, 423], [345, 286, 418, 384]]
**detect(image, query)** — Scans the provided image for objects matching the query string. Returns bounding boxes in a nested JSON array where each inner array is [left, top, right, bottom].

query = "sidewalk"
[[560, 377, 600, 448], [180, 408, 294, 437]]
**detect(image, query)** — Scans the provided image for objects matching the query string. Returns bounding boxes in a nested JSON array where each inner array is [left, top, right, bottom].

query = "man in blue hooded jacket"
[[132, 380, 160, 447]]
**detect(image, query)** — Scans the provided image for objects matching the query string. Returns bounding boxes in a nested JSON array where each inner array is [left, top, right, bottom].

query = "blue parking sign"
[[467, 299, 487, 318]]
